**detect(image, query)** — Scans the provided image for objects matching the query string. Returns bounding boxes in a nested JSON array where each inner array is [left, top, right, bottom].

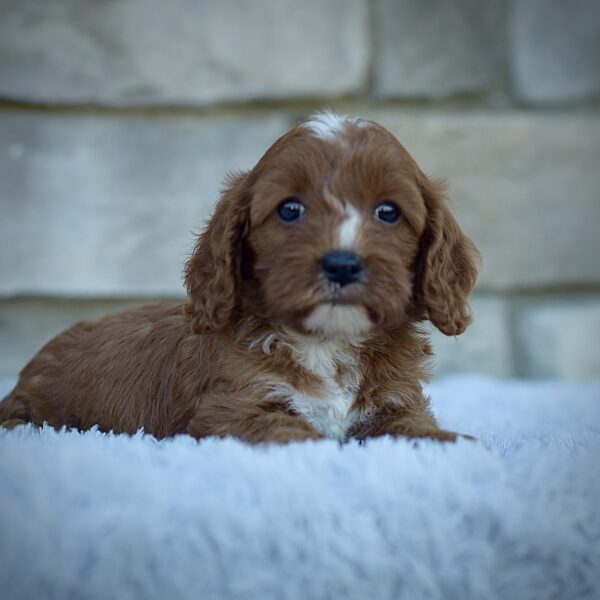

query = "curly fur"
[[0, 113, 479, 444]]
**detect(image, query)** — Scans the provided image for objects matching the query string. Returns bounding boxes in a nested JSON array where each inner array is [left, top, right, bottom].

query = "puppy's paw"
[[1, 418, 28, 430], [412, 429, 477, 444], [251, 426, 324, 444]]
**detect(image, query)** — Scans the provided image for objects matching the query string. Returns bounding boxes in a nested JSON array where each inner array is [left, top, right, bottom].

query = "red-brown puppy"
[[0, 113, 479, 443]]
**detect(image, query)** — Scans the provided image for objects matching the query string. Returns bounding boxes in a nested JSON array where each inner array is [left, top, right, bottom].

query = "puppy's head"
[[185, 113, 479, 339]]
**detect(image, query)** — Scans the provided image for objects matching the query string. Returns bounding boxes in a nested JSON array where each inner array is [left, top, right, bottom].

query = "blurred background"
[[0, 0, 599, 381]]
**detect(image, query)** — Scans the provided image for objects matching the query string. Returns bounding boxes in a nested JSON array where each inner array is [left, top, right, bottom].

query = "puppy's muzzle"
[[320, 250, 364, 287]]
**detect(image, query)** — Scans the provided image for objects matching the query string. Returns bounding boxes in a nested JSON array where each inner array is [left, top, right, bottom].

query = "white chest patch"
[[269, 338, 364, 441]]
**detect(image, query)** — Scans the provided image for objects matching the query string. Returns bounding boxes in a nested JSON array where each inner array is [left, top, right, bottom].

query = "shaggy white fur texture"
[[1, 376, 599, 600]]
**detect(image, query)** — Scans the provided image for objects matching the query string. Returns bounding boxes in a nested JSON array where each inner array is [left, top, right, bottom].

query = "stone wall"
[[1, 0, 599, 379]]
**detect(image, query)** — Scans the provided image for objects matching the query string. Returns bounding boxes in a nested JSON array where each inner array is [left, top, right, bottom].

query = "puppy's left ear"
[[413, 175, 480, 336], [184, 171, 252, 333]]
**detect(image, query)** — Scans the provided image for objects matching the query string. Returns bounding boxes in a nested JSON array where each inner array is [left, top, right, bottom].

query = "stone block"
[[428, 295, 513, 379], [0, 298, 158, 379], [512, 0, 600, 103], [374, 0, 507, 98], [0, 0, 368, 106], [2, 109, 600, 296], [0, 111, 290, 296], [367, 110, 600, 291], [514, 297, 600, 379]]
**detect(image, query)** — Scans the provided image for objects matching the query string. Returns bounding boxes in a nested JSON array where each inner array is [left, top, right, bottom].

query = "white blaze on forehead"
[[304, 304, 372, 338], [303, 111, 368, 141], [323, 185, 362, 249], [323, 186, 344, 211], [337, 204, 362, 248]]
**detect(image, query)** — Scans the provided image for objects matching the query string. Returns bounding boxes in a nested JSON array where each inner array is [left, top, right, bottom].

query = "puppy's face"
[[186, 114, 478, 339], [248, 116, 426, 338]]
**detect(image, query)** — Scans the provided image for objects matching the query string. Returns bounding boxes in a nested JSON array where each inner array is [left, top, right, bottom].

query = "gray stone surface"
[[374, 0, 506, 98], [2, 109, 600, 295], [513, 0, 600, 103], [514, 297, 600, 379], [429, 295, 513, 378], [0, 111, 290, 296], [369, 110, 600, 291], [0, 0, 369, 106], [0, 298, 158, 379]]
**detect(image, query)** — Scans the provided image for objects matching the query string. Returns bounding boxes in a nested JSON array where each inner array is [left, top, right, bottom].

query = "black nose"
[[320, 251, 364, 287]]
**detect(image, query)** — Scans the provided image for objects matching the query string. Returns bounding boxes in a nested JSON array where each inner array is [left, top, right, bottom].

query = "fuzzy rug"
[[0, 376, 599, 600]]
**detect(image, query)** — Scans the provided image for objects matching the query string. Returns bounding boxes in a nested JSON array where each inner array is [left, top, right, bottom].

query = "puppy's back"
[[0, 303, 188, 437]]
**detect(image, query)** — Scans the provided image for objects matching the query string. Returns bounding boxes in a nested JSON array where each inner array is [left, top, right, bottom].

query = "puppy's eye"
[[374, 201, 401, 224], [277, 198, 305, 223]]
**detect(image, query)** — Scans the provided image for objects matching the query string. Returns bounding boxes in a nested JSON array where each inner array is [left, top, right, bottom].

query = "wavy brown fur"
[[1, 114, 479, 443]]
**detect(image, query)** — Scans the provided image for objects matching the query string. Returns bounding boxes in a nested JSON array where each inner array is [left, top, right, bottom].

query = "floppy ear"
[[184, 172, 252, 333], [413, 176, 479, 336]]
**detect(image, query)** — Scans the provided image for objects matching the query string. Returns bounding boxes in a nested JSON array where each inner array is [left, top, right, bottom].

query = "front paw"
[[385, 427, 476, 443], [411, 429, 477, 443], [254, 427, 324, 444], [1, 418, 28, 430]]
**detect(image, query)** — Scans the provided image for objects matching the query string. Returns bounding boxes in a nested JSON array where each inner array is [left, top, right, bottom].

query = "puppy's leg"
[[0, 389, 33, 429], [376, 422, 475, 442], [1, 419, 28, 430], [185, 394, 323, 444], [351, 404, 475, 443]]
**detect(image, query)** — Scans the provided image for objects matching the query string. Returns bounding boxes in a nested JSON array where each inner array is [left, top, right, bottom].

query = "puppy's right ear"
[[412, 175, 479, 336], [184, 172, 252, 333]]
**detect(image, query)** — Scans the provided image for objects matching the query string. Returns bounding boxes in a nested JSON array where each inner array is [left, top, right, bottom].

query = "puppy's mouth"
[[299, 263, 375, 337], [322, 276, 368, 307], [302, 302, 373, 339], [325, 279, 360, 299]]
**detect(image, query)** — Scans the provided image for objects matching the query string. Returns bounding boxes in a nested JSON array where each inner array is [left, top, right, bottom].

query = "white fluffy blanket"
[[1, 376, 599, 600]]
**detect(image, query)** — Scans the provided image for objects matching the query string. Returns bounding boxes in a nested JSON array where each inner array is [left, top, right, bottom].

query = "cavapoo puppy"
[[0, 113, 479, 443]]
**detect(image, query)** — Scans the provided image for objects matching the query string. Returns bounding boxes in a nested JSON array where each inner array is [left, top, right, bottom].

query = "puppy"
[[0, 113, 479, 443]]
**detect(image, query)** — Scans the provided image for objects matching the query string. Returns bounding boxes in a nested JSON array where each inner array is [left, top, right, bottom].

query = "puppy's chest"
[[275, 341, 364, 441]]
